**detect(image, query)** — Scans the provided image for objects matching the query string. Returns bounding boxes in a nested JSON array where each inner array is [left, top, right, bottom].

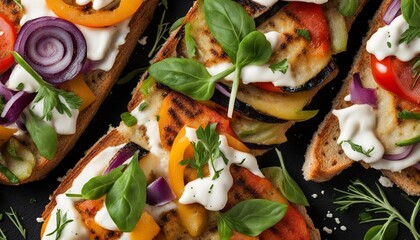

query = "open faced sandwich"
[[304, 0, 420, 196], [0, 0, 158, 184]]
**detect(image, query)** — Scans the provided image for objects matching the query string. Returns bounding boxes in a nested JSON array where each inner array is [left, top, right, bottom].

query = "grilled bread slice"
[[303, 0, 420, 196], [0, 0, 158, 184]]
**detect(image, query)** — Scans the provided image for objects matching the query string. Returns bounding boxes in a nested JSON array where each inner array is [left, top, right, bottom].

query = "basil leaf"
[[0, 164, 19, 185], [106, 152, 146, 232], [203, 0, 255, 63], [236, 31, 272, 68], [337, 0, 359, 17], [170, 17, 185, 32], [25, 110, 57, 160], [217, 213, 234, 240], [274, 149, 309, 206], [218, 199, 287, 237], [364, 222, 399, 240], [149, 58, 216, 100], [81, 166, 124, 200], [185, 23, 197, 58], [401, 0, 420, 27]]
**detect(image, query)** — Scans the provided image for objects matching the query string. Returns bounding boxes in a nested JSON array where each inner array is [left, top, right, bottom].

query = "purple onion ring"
[[0, 91, 35, 126], [350, 73, 377, 107], [146, 177, 176, 206], [383, 145, 415, 160], [383, 0, 401, 25]]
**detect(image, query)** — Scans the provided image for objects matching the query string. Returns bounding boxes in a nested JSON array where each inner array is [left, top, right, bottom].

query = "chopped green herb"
[[170, 17, 185, 32], [13, 0, 23, 9], [138, 102, 148, 111], [148, 10, 170, 58], [117, 67, 147, 85], [395, 135, 420, 146], [398, 110, 420, 119], [337, 0, 359, 17], [296, 28, 311, 41], [387, 41, 392, 48], [269, 59, 288, 74], [46, 209, 73, 240], [340, 140, 374, 157], [156, 115, 160, 121], [0, 213, 3, 221], [0, 164, 19, 185], [0, 228, 6, 240], [411, 57, 420, 89], [16, 83, 24, 91], [185, 23, 198, 58], [399, 25, 420, 45], [0, 96, 5, 113], [29, 198, 36, 204], [65, 193, 83, 198], [5, 207, 26, 239], [6, 141, 23, 161], [140, 76, 155, 95], [120, 112, 137, 127]]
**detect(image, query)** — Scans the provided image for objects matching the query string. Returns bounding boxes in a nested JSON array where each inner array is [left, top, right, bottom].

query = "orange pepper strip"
[[130, 211, 160, 240], [59, 74, 96, 111], [45, 0, 143, 28], [40, 214, 51, 238], [0, 127, 17, 146]]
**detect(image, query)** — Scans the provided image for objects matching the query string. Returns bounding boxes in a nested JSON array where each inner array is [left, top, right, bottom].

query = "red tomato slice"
[[255, 2, 330, 92], [371, 55, 420, 104], [0, 14, 16, 74]]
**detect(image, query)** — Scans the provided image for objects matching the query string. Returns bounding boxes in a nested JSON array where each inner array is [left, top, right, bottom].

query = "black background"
[[0, 0, 418, 239]]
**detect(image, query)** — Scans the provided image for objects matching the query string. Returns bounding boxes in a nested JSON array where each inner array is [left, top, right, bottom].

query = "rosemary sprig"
[[0, 228, 6, 240], [148, 10, 170, 58], [334, 180, 420, 240], [5, 207, 26, 239], [46, 209, 73, 240]]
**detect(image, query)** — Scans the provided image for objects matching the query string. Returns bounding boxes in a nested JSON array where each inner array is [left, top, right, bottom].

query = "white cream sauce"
[[252, 0, 327, 7], [179, 127, 264, 211], [206, 31, 299, 87], [76, 0, 116, 10], [28, 97, 79, 135], [95, 206, 120, 231], [333, 104, 419, 172], [367, 15, 420, 62]]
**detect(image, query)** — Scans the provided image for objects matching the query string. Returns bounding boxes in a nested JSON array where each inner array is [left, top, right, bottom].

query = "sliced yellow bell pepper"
[[59, 74, 96, 111], [131, 211, 160, 240]]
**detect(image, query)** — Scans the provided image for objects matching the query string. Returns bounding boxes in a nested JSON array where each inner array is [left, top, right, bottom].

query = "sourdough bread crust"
[[303, 0, 420, 196], [0, 0, 159, 184]]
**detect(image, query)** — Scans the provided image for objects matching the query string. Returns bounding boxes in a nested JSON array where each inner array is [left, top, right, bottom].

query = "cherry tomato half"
[[371, 55, 420, 104], [0, 14, 16, 74]]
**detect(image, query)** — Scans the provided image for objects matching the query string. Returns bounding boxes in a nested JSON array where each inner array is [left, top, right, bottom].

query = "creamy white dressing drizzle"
[[76, 0, 116, 10], [28, 97, 79, 135], [94, 205, 120, 231], [206, 31, 299, 87], [366, 15, 420, 62], [179, 127, 264, 211], [131, 100, 170, 178]]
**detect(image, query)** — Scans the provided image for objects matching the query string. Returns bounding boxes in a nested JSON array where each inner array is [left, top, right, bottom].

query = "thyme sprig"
[[46, 209, 73, 240], [148, 10, 170, 58], [5, 207, 26, 239], [334, 180, 420, 240]]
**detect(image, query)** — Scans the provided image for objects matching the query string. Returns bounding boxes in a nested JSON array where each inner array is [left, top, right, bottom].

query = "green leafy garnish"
[[180, 123, 229, 179], [295, 29, 311, 41], [13, 0, 23, 9], [138, 102, 148, 111], [29, 198, 36, 204], [0, 96, 5, 113], [170, 17, 185, 32], [117, 67, 147, 85], [16, 83, 24, 91], [401, 0, 420, 27], [262, 149, 309, 206], [161, 0, 168, 9], [0, 164, 19, 185], [364, 221, 399, 240], [12, 52, 82, 121], [5, 207, 26, 239], [217, 199, 287, 239], [46, 209, 73, 240], [269, 59, 289, 74], [148, 10, 170, 58], [411, 57, 420, 89], [185, 23, 198, 58], [25, 110, 57, 160], [6, 141, 23, 161], [398, 110, 420, 119], [0, 228, 6, 240], [340, 140, 374, 157], [395, 135, 420, 146], [140, 76, 155, 95], [81, 166, 124, 200], [399, 26, 420, 44], [0, 213, 2, 221], [337, 0, 359, 17], [106, 152, 146, 232], [120, 112, 137, 127], [334, 180, 420, 240]]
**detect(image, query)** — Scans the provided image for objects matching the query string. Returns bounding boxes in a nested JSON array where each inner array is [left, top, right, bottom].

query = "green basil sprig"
[[106, 151, 147, 232], [262, 149, 309, 206], [217, 199, 287, 239], [81, 166, 124, 200], [25, 110, 57, 160], [401, 0, 420, 27], [203, 0, 255, 63]]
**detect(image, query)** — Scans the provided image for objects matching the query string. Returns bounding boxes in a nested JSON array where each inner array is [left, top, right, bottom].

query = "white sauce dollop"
[[367, 15, 420, 62], [76, 0, 116, 10], [252, 0, 327, 8], [206, 31, 299, 87], [179, 127, 264, 211]]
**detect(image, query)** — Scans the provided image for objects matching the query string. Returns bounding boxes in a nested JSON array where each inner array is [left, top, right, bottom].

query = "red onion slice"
[[350, 73, 377, 107], [383, 0, 401, 25], [216, 83, 231, 97], [15, 16, 87, 85], [104, 142, 149, 174], [383, 145, 415, 160], [146, 177, 176, 206], [413, 163, 420, 171], [0, 91, 35, 126]]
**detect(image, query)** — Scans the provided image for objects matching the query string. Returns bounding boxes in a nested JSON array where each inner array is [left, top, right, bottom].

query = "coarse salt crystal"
[[138, 36, 148, 45], [379, 176, 393, 188], [321, 190, 325, 195], [36, 217, 44, 223], [311, 193, 318, 199], [326, 211, 333, 218], [340, 225, 347, 231], [323, 226, 333, 234], [335, 217, 340, 224]]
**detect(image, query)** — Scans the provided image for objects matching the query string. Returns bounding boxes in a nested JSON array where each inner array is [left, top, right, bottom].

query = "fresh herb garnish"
[[269, 58, 289, 74], [106, 151, 146, 232], [217, 199, 287, 239], [401, 0, 420, 28], [25, 110, 57, 160], [395, 135, 420, 146], [411, 57, 420, 89], [16, 83, 24, 91], [6, 141, 22, 161], [13, 0, 23, 9], [161, 0, 168, 9], [5, 207, 26, 239], [398, 110, 420, 119], [117, 67, 147, 85], [46, 209, 73, 240], [148, 10, 170, 58], [334, 180, 420, 240], [387, 41, 392, 48], [81, 166, 124, 200], [399, 25, 420, 44], [262, 149, 309, 206], [0, 96, 5, 113], [29, 198, 36, 204], [120, 112, 137, 127], [337, 0, 359, 17], [185, 23, 198, 58], [0, 228, 6, 240], [0, 213, 2, 221], [0, 164, 19, 184], [140, 76, 155, 95], [170, 17, 185, 32], [138, 101, 148, 111], [295, 28, 311, 41], [340, 140, 375, 157], [12, 52, 82, 121], [180, 123, 229, 179], [364, 221, 399, 240]]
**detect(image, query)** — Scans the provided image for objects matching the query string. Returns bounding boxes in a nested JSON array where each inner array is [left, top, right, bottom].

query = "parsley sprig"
[[12, 52, 82, 121], [180, 123, 229, 179], [46, 209, 73, 240], [340, 140, 375, 157], [334, 180, 420, 240]]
